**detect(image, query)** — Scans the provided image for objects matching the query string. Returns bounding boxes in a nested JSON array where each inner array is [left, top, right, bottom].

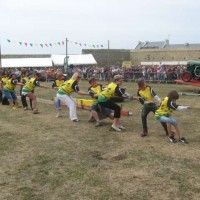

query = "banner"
[[6, 39, 106, 49]]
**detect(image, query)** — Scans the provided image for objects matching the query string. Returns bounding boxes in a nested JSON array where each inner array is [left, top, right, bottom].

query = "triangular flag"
[[84, 44, 87, 46], [57, 42, 61, 46], [79, 43, 82, 46], [24, 43, 28, 46], [93, 45, 95, 48], [45, 44, 48, 47], [49, 43, 52, 47], [62, 41, 65, 45], [101, 45, 104, 47], [19, 42, 22, 45], [7, 39, 11, 42], [40, 44, 43, 48], [30, 43, 33, 47]]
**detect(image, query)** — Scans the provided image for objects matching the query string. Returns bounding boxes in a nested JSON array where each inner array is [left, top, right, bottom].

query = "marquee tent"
[[51, 54, 97, 66], [1, 58, 52, 68], [1, 54, 97, 68]]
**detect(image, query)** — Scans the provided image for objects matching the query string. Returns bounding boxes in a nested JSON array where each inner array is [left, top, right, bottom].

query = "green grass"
[[0, 80, 199, 200]]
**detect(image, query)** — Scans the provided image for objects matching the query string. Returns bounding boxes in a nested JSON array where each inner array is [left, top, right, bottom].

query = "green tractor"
[[182, 61, 200, 82]]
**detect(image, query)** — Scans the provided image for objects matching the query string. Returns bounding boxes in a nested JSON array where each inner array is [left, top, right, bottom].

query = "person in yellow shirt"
[[3, 74, 23, 109], [98, 74, 127, 132], [137, 78, 168, 137], [88, 77, 113, 127], [155, 90, 190, 143], [55, 72, 89, 121], [21, 72, 47, 114]]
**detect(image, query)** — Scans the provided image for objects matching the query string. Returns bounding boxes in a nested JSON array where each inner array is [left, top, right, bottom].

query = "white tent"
[[51, 54, 97, 66], [2, 58, 52, 68]]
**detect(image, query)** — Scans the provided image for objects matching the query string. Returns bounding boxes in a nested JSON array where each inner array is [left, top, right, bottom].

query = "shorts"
[[157, 115, 177, 126], [3, 89, 17, 101]]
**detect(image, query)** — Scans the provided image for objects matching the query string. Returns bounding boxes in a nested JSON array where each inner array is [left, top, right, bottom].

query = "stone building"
[[83, 40, 200, 66]]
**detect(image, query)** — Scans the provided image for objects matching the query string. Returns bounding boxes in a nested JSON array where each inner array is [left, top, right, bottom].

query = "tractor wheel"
[[181, 72, 192, 82]]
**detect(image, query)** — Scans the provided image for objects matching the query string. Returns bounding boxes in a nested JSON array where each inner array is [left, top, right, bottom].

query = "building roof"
[[135, 40, 200, 49]]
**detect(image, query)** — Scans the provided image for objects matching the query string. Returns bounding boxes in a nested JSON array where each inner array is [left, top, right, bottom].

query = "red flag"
[[62, 41, 65, 45], [24, 43, 28, 46]]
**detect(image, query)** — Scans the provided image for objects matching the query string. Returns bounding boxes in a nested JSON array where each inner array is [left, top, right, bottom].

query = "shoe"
[[33, 109, 39, 114], [179, 137, 189, 144], [56, 112, 60, 118], [168, 136, 177, 143], [118, 125, 126, 130], [73, 119, 80, 122], [111, 124, 121, 132], [141, 132, 148, 137], [95, 121, 102, 127], [24, 107, 29, 111]]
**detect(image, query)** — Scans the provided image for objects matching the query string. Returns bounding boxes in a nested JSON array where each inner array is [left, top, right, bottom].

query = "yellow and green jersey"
[[155, 97, 178, 119], [57, 79, 79, 95], [4, 79, 17, 92]]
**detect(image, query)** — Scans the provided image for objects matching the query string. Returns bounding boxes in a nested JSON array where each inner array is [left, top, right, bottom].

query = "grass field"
[[0, 81, 200, 200]]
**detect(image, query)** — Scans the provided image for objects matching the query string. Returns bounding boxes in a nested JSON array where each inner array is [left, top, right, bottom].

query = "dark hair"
[[88, 77, 96, 84], [137, 78, 145, 88], [167, 90, 179, 100]]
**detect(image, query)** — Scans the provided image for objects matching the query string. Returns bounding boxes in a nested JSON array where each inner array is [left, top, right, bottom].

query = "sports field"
[[0, 81, 199, 200]]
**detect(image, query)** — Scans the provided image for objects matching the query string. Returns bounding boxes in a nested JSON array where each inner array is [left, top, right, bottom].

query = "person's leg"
[[55, 94, 61, 117], [0, 90, 2, 103], [141, 108, 150, 135], [3, 90, 14, 108], [59, 94, 78, 121], [21, 95, 28, 108], [99, 100, 122, 131]]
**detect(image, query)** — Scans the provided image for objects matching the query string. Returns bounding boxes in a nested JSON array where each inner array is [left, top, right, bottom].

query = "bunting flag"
[[6, 38, 106, 49]]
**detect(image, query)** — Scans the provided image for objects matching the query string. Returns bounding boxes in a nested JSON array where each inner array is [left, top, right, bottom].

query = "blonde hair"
[[71, 72, 81, 80], [114, 74, 123, 81]]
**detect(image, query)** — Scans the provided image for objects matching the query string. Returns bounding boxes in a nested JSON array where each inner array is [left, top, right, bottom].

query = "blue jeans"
[[55, 97, 61, 110], [157, 115, 177, 126], [3, 89, 17, 101]]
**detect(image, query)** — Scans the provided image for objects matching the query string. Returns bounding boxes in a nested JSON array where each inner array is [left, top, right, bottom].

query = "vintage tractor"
[[181, 61, 200, 82]]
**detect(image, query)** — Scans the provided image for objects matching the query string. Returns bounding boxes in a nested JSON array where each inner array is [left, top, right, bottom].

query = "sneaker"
[[56, 112, 60, 118], [24, 107, 29, 111], [73, 119, 80, 122], [95, 121, 102, 127], [118, 125, 126, 130], [141, 132, 148, 137], [179, 137, 189, 144], [168, 136, 177, 143], [111, 124, 121, 132], [33, 109, 39, 114]]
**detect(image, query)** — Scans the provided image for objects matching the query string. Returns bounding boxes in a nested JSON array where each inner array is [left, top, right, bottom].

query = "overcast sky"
[[0, 0, 199, 55]]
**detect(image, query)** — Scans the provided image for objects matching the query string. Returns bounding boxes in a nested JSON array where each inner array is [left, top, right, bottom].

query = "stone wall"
[[130, 48, 200, 65], [82, 49, 130, 66]]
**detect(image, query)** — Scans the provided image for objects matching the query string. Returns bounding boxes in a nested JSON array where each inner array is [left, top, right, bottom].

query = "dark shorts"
[[91, 103, 112, 116]]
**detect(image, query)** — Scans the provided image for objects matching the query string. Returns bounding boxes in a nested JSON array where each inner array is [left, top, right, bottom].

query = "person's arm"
[[151, 87, 161, 103]]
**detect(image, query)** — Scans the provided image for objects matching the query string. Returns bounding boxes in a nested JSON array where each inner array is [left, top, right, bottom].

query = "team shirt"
[[155, 97, 179, 119], [88, 84, 103, 103], [98, 82, 124, 102], [57, 79, 79, 95], [137, 85, 157, 108], [22, 78, 40, 92], [4, 79, 18, 92]]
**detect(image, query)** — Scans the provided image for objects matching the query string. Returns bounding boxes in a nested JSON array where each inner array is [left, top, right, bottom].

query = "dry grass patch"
[[0, 81, 199, 200]]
